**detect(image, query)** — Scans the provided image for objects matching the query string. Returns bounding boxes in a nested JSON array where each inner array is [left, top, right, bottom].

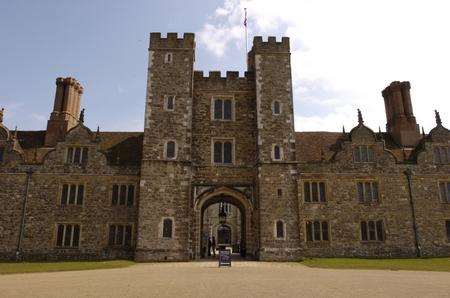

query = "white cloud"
[[198, 0, 450, 132]]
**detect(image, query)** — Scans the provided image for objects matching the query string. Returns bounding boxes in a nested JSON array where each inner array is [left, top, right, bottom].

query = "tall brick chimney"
[[44, 77, 83, 147], [382, 81, 420, 147]]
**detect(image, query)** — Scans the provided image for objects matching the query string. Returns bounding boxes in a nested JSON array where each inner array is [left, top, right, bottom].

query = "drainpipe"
[[404, 168, 421, 257], [16, 169, 33, 261]]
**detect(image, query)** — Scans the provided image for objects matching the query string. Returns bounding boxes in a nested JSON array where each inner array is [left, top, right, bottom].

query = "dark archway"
[[199, 194, 246, 258]]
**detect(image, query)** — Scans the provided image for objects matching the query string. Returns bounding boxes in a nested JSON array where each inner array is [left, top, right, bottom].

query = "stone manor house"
[[0, 33, 449, 261]]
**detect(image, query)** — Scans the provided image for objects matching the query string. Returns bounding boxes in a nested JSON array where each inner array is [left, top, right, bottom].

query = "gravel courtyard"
[[1, 261, 450, 298]]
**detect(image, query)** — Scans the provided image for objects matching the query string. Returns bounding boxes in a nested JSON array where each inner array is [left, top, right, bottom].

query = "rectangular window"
[[112, 184, 135, 206], [108, 224, 133, 247], [439, 182, 450, 203], [357, 181, 379, 203], [434, 146, 450, 164], [353, 145, 375, 163], [306, 220, 330, 242], [66, 147, 88, 164], [56, 224, 80, 248], [165, 95, 175, 111], [212, 140, 233, 165], [360, 220, 384, 241], [0, 147, 4, 162], [304, 181, 326, 202], [60, 184, 84, 205], [213, 98, 233, 120], [446, 221, 450, 242]]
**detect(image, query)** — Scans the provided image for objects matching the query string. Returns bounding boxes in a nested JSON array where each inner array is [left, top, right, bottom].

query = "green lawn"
[[301, 258, 450, 272], [0, 260, 134, 275]]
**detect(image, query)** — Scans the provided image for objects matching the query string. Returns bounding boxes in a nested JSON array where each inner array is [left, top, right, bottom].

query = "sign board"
[[218, 249, 231, 267]]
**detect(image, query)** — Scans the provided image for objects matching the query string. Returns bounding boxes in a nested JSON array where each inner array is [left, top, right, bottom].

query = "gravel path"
[[1, 261, 450, 297]]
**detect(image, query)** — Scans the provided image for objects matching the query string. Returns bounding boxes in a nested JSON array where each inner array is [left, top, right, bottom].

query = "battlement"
[[56, 77, 83, 94], [251, 36, 290, 53], [149, 32, 195, 49], [193, 70, 255, 82]]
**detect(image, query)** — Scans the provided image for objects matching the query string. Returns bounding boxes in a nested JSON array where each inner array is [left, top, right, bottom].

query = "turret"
[[44, 77, 83, 146], [382, 81, 420, 147]]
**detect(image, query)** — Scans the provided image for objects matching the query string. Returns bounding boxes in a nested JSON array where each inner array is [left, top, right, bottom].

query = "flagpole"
[[244, 8, 248, 68]]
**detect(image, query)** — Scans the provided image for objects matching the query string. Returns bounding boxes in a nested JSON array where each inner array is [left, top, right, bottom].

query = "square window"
[[212, 98, 233, 121]]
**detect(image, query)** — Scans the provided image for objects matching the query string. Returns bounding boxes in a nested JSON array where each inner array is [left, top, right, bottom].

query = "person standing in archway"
[[207, 236, 212, 257], [211, 236, 216, 256]]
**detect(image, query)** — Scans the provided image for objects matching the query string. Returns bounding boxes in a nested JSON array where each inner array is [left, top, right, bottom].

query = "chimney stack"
[[44, 77, 83, 147], [382, 81, 420, 147]]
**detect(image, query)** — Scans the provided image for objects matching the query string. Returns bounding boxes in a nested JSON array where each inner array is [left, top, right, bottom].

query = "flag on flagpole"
[[244, 8, 247, 27]]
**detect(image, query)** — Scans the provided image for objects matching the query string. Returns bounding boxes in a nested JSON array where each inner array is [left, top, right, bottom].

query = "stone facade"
[[0, 32, 449, 261]]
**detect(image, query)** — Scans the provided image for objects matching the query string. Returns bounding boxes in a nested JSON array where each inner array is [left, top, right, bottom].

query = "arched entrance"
[[194, 187, 253, 259]]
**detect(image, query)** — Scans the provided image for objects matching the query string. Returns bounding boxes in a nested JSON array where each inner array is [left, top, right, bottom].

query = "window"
[[434, 146, 450, 164], [276, 220, 285, 239], [162, 218, 173, 238], [353, 145, 374, 163], [357, 181, 379, 203], [213, 140, 233, 164], [306, 221, 329, 241], [273, 101, 281, 115], [112, 184, 135, 207], [56, 224, 80, 248], [164, 95, 175, 111], [66, 147, 88, 164], [219, 202, 231, 214], [0, 147, 4, 163], [272, 145, 282, 161], [164, 52, 173, 63], [439, 182, 450, 203], [361, 220, 384, 241], [446, 221, 450, 242], [304, 181, 326, 203], [277, 188, 283, 197], [213, 98, 233, 120], [165, 141, 176, 159], [61, 184, 84, 205], [108, 224, 133, 247]]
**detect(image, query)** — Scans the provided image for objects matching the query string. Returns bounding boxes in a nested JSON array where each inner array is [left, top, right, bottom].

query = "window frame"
[[211, 96, 235, 121], [274, 220, 286, 240], [60, 183, 85, 206], [303, 181, 327, 203], [161, 217, 174, 239], [356, 180, 379, 203], [211, 138, 235, 165], [360, 220, 385, 242], [108, 223, 134, 247], [353, 145, 375, 163], [111, 184, 136, 207], [438, 181, 450, 203], [272, 100, 282, 116], [305, 220, 330, 242], [271, 144, 283, 161], [164, 140, 177, 160], [55, 223, 81, 249], [164, 95, 175, 111], [164, 52, 173, 64], [66, 146, 89, 165]]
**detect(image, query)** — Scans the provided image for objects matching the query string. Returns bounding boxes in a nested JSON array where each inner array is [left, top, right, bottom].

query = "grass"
[[0, 260, 135, 275], [301, 257, 450, 272]]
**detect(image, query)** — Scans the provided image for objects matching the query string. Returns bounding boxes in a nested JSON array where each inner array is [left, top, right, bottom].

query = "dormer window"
[[164, 53, 173, 63], [66, 147, 88, 164], [434, 146, 450, 164], [272, 101, 281, 115], [272, 144, 283, 161], [164, 95, 175, 111], [212, 98, 233, 121], [0, 147, 4, 163], [165, 140, 177, 159], [353, 145, 374, 163]]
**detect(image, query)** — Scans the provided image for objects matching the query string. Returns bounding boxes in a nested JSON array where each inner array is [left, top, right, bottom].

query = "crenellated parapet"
[[149, 32, 195, 49], [193, 71, 255, 90], [251, 36, 290, 53]]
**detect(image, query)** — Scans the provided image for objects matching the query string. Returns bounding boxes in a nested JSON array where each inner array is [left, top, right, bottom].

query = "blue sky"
[[1, 0, 449, 132]]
